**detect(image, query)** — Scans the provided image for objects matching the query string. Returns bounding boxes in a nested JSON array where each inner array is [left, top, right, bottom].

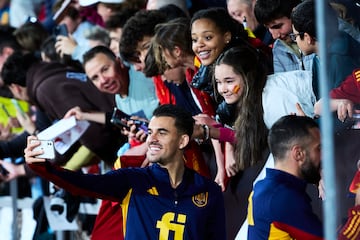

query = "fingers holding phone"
[[25, 136, 55, 164], [55, 34, 77, 57]]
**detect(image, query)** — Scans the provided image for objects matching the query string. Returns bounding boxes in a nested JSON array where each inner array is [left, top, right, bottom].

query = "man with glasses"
[[291, 0, 360, 98], [254, 0, 315, 72]]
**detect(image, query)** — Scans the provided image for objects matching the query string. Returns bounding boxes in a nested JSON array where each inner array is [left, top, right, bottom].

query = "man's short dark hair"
[[254, 0, 301, 25], [268, 115, 319, 160], [153, 104, 195, 138], [1, 51, 40, 87], [83, 46, 117, 67]]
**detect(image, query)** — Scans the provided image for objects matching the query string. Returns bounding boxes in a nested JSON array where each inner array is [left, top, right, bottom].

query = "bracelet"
[[195, 125, 210, 145], [202, 125, 210, 141]]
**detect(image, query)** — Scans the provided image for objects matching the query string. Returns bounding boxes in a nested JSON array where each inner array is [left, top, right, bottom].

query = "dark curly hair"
[[119, 10, 167, 63]]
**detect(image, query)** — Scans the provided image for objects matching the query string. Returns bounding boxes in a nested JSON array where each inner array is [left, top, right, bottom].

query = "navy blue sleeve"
[[28, 161, 134, 202]]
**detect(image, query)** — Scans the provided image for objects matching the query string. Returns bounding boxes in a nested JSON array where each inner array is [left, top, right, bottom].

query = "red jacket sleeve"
[[338, 205, 360, 240], [330, 69, 360, 104]]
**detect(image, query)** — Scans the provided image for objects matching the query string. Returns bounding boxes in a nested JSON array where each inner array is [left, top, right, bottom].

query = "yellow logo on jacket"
[[192, 192, 208, 207], [147, 186, 159, 196], [156, 212, 186, 240]]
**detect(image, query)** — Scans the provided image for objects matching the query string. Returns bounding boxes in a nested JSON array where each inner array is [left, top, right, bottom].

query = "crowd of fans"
[[0, 0, 360, 239]]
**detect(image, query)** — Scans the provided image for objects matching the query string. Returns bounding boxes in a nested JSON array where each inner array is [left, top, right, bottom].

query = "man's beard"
[[301, 156, 321, 184]]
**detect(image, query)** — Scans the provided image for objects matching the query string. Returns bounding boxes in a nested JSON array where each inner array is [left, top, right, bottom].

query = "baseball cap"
[[79, 0, 125, 7]]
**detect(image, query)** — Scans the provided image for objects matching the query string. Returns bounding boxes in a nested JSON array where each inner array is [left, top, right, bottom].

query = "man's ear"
[[291, 145, 305, 163], [304, 32, 315, 45], [179, 134, 190, 150]]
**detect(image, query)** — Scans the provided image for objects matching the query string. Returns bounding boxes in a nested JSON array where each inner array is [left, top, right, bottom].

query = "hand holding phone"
[[31, 140, 55, 159], [110, 108, 148, 132]]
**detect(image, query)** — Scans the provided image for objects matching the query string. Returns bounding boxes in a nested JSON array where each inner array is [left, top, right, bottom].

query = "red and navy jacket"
[[29, 161, 226, 240]]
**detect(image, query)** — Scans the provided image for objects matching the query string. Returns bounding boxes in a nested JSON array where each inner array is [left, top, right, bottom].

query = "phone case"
[[31, 140, 55, 159], [110, 107, 148, 132], [54, 24, 68, 36], [110, 108, 131, 129]]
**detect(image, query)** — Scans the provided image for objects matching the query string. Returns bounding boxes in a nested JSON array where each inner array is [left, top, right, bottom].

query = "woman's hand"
[[225, 143, 239, 177], [193, 113, 217, 126], [63, 106, 84, 120], [215, 168, 227, 192]]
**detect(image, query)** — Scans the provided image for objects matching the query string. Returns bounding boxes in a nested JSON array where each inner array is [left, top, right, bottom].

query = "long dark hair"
[[215, 45, 269, 169]]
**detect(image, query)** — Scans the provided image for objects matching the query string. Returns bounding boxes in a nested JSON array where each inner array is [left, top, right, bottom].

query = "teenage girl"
[[194, 45, 268, 190]]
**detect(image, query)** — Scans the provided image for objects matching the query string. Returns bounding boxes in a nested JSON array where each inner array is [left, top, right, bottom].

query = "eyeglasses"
[[289, 32, 304, 42]]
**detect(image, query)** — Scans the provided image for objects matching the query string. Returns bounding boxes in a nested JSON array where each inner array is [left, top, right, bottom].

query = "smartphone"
[[0, 164, 9, 176], [132, 119, 148, 132], [110, 107, 131, 130], [110, 108, 148, 132], [54, 24, 68, 37], [31, 140, 55, 159]]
